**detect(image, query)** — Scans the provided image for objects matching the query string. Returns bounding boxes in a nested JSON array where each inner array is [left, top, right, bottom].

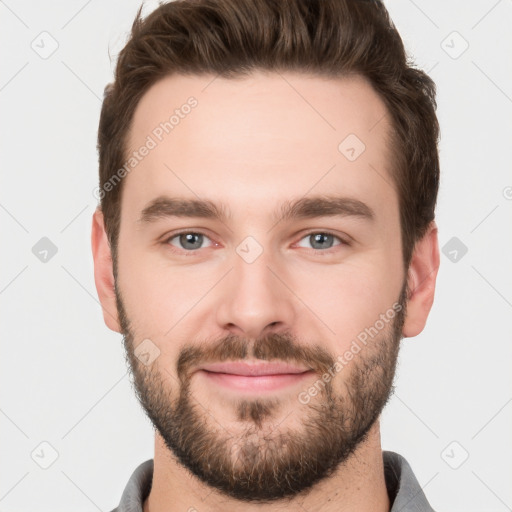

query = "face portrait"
[[92, 70, 439, 507], [4, 0, 511, 511], [114, 72, 411, 501]]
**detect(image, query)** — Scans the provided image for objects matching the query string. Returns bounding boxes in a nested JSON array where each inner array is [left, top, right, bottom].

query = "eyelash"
[[162, 230, 351, 256]]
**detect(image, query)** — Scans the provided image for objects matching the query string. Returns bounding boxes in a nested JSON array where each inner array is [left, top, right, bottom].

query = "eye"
[[162, 230, 349, 255], [165, 232, 214, 252], [296, 232, 348, 252]]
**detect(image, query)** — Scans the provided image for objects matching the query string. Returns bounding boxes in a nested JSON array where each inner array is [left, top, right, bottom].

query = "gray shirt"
[[110, 451, 435, 511]]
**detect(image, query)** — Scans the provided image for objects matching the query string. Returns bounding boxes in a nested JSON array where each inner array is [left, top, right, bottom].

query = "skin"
[[92, 71, 439, 512]]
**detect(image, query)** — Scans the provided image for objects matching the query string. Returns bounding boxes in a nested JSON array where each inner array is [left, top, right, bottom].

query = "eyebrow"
[[137, 194, 375, 225]]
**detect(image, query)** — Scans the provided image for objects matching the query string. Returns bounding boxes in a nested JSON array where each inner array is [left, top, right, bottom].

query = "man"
[[92, 0, 440, 510]]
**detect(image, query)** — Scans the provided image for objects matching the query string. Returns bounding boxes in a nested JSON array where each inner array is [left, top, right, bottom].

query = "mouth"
[[197, 361, 313, 393]]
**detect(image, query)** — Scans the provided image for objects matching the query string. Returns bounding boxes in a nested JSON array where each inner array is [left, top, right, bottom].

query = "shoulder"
[[110, 459, 154, 512], [383, 451, 436, 512]]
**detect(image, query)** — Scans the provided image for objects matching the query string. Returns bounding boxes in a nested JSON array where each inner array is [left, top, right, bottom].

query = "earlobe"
[[402, 221, 440, 338], [91, 207, 122, 333]]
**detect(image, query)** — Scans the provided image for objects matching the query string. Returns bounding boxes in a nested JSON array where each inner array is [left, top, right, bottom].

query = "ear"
[[91, 207, 121, 333], [402, 221, 440, 338]]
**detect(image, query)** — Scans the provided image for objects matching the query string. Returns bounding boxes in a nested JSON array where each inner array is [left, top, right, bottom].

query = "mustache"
[[176, 331, 335, 383]]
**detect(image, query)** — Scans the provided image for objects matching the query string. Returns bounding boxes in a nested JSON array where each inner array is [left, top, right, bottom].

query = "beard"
[[115, 279, 407, 503]]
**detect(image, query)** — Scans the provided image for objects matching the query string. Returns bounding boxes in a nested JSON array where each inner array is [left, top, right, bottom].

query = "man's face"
[[114, 71, 406, 501]]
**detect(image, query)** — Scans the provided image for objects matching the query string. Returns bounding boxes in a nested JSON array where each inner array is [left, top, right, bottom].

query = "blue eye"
[[296, 232, 346, 251], [163, 230, 349, 256], [167, 232, 214, 251]]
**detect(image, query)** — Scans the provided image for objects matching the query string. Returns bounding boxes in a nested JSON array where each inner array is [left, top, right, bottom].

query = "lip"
[[197, 361, 313, 393], [199, 361, 311, 376]]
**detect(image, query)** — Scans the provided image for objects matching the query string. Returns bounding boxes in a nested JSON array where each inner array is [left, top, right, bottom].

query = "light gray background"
[[1, 1, 511, 511]]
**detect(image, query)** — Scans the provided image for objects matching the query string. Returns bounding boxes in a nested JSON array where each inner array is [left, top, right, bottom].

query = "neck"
[[143, 421, 390, 512]]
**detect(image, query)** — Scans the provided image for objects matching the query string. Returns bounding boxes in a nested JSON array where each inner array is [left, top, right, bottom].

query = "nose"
[[215, 245, 297, 340]]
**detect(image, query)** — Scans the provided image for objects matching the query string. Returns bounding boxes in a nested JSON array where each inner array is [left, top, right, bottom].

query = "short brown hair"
[[97, 0, 440, 269]]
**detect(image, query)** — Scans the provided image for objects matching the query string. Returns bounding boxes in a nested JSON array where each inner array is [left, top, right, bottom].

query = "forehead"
[[122, 71, 397, 223]]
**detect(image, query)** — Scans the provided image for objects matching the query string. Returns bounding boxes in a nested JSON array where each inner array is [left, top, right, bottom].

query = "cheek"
[[116, 241, 180, 332], [117, 243, 222, 345], [116, 223, 403, 354], [288, 257, 402, 347]]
